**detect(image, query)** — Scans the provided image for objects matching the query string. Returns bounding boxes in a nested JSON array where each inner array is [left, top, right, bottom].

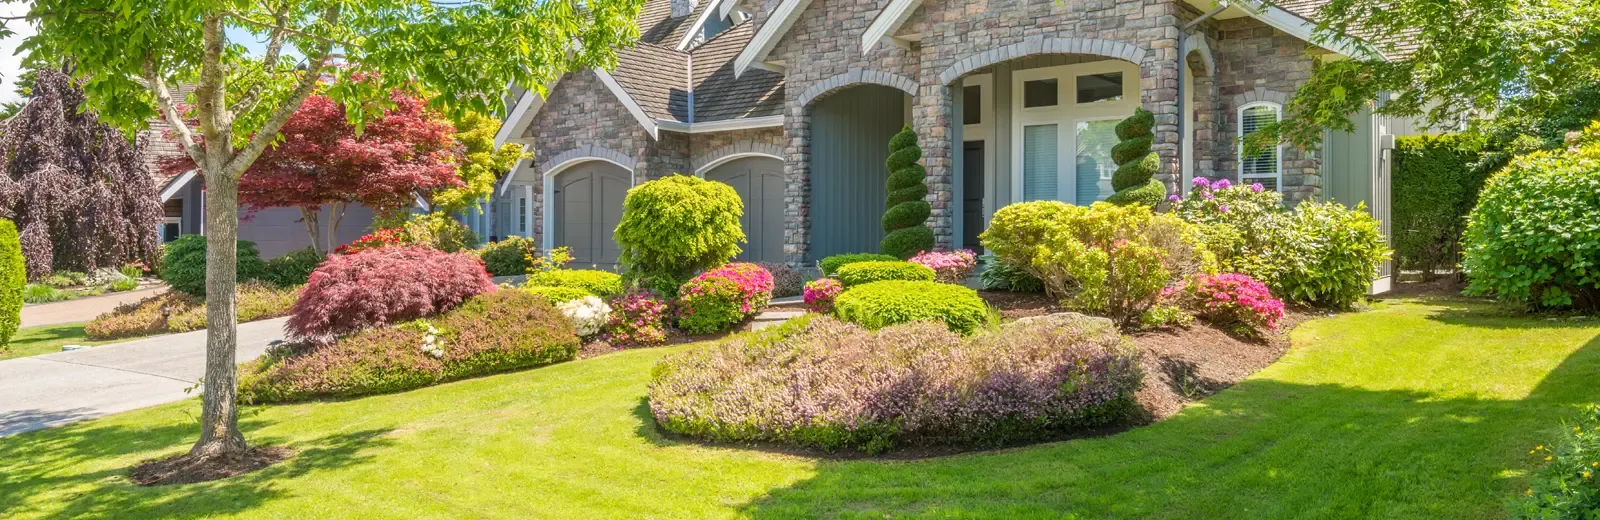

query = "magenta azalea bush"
[[803, 278, 844, 313], [676, 262, 774, 334], [649, 313, 1142, 453], [1166, 273, 1285, 333], [909, 249, 979, 283], [286, 246, 496, 343], [604, 290, 672, 347]]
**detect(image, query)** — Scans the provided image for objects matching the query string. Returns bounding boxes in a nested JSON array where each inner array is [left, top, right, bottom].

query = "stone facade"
[[1207, 17, 1327, 202]]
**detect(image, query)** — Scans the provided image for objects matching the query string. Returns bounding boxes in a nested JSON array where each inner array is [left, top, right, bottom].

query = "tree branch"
[[220, 9, 355, 47], [141, 58, 206, 164], [222, 6, 342, 179], [230, 3, 291, 116]]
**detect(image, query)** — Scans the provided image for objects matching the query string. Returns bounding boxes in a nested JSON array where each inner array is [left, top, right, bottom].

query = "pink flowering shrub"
[[604, 290, 671, 347], [1165, 273, 1285, 333], [286, 246, 496, 343], [909, 250, 979, 283], [676, 262, 774, 334], [240, 290, 578, 403], [649, 313, 1142, 453], [803, 278, 844, 313]]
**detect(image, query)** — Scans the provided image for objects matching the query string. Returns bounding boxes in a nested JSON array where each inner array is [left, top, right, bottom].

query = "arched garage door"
[[553, 161, 630, 268], [705, 157, 785, 264]]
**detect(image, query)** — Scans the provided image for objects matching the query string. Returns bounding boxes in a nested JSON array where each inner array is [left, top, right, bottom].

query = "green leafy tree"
[[881, 126, 934, 258], [428, 111, 530, 215], [1104, 108, 1166, 208], [4, 0, 642, 461]]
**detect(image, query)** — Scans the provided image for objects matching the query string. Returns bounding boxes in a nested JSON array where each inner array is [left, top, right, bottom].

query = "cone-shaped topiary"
[[881, 126, 935, 259], [1104, 108, 1168, 208]]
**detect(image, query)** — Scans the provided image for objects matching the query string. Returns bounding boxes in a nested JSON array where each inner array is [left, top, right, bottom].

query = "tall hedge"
[[1391, 133, 1489, 277], [0, 219, 23, 350], [880, 126, 935, 259], [1104, 108, 1167, 208]]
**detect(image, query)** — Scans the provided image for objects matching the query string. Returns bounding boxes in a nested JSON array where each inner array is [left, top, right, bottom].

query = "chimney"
[[670, 0, 697, 18]]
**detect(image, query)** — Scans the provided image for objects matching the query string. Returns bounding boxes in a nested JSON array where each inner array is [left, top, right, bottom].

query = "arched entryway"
[[806, 83, 911, 261], [702, 156, 786, 264], [550, 160, 630, 268]]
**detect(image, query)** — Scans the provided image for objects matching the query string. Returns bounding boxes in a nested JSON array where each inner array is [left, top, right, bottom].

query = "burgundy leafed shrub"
[[286, 246, 495, 342], [239, 290, 578, 403], [649, 313, 1142, 454]]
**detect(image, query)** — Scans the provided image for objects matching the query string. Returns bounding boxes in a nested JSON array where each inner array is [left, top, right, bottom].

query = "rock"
[[61, 344, 88, 351]]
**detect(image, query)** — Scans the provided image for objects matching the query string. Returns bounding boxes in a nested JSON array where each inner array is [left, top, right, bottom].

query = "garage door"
[[553, 161, 630, 268], [705, 157, 785, 264]]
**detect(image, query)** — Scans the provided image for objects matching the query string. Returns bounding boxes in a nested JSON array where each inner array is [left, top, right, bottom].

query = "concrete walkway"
[[0, 317, 288, 437], [20, 286, 167, 328]]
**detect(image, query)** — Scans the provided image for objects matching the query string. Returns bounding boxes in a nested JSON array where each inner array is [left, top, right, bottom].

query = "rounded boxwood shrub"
[[477, 236, 536, 277], [833, 280, 990, 335], [240, 290, 578, 403], [819, 253, 899, 277], [0, 218, 22, 349], [648, 313, 1141, 453], [1264, 200, 1390, 309], [526, 269, 624, 298], [262, 247, 324, 287], [613, 175, 745, 283], [286, 246, 496, 343], [880, 126, 935, 258], [835, 260, 936, 287], [524, 285, 593, 304], [676, 262, 775, 334], [1463, 128, 1600, 310], [161, 234, 267, 298]]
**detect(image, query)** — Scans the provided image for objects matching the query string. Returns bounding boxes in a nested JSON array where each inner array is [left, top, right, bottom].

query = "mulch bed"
[[129, 446, 295, 486]]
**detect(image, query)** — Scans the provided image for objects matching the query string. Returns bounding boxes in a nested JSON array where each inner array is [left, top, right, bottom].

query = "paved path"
[[20, 286, 167, 328], [0, 317, 288, 437]]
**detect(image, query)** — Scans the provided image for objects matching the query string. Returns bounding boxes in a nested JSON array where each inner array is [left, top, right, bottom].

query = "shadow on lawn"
[[736, 301, 1600, 519], [0, 413, 393, 519]]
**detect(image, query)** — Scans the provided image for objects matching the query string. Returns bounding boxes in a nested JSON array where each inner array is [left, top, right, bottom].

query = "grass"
[[0, 323, 118, 360], [0, 298, 1597, 519]]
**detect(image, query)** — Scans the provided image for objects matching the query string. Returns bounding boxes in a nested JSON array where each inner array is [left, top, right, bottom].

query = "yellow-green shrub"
[[835, 261, 935, 287], [833, 280, 991, 335], [526, 269, 624, 297]]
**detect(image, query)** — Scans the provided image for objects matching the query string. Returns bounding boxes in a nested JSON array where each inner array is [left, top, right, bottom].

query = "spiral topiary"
[[1104, 108, 1168, 208], [881, 126, 935, 259]]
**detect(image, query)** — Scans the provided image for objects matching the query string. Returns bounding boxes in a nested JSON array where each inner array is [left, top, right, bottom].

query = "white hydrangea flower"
[[558, 296, 613, 337]]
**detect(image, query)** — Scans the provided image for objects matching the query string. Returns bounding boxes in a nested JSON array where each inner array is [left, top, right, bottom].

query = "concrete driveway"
[[20, 286, 167, 328], [0, 317, 288, 437]]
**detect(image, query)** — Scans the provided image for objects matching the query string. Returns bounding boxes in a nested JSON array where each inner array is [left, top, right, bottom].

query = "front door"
[[705, 157, 786, 264], [1011, 59, 1142, 205], [553, 161, 629, 268], [962, 140, 985, 254]]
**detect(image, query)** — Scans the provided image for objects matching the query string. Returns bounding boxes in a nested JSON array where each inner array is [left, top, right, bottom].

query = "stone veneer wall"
[[1208, 16, 1326, 202]]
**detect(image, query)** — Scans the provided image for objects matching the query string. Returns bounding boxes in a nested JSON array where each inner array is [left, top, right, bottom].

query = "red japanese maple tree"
[[165, 90, 463, 253]]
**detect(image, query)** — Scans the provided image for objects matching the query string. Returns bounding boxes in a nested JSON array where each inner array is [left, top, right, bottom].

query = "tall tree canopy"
[[2, 0, 644, 462], [428, 111, 528, 215], [0, 68, 161, 281]]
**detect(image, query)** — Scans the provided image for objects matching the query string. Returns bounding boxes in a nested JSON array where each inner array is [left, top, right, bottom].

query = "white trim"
[[521, 184, 534, 237], [693, 152, 784, 176], [733, 0, 813, 78], [654, 115, 784, 134], [676, 0, 727, 51], [1231, 0, 1382, 60], [862, 0, 920, 55], [591, 68, 661, 140], [498, 158, 536, 196], [496, 78, 562, 147], [1009, 61, 1143, 204], [158, 169, 198, 202], [719, 0, 741, 19], [540, 157, 637, 252], [1238, 100, 1285, 191]]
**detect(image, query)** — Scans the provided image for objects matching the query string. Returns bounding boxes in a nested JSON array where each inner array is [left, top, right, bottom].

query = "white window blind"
[[518, 196, 528, 233], [1239, 103, 1282, 191], [1022, 124, 1059, 201], [1075, 120, 1119, 206]]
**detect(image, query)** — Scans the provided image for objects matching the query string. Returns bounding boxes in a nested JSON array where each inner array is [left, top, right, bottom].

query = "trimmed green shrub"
[[524, 285, 593, 304], [881, 126, 935, 258], [833, 280, 991, 335], [1391, 133, 1489, 276], [477, 236, 536, 277], [0, 219, 22, 349], [239, 290, 579, 403], [527, 269, 625, 298], [1267, 200, 1391, 309], [401, 212, 479, 253], [819, 253, 899, 277], [978, 255, 1044, 293], [1463, 126, 1600, 310], [160, 234, 266, 298], [835, 260, 936, 287], [614, 175, 745, 283], [262, 247, 325, 287], [1104, 108, 1167, 208]]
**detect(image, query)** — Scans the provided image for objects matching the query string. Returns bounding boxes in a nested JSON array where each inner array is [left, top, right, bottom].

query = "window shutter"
[[1022, 124, 1059, 202]]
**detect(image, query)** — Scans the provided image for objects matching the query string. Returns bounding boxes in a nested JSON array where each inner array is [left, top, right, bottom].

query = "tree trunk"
[[301, 207, 322, 255], [190, 169, 247, 458], [326, 202, 349, 253]]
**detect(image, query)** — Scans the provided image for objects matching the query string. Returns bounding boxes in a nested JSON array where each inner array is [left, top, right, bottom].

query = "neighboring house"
[[482, 0, 1417, 290]]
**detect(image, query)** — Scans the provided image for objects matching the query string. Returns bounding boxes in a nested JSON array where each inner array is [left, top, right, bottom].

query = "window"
[[962, 85, 982, 125], [1076, 72, 1123, 104], [1239, 102, 1283, 191], [1021, 124, 1059, 201], [1074, 120, 1119, 205], [702, 13, 733, 41], [1023, 79, 1058, 108], [160, 217, 182, 243], [518, 196, 528, 234]]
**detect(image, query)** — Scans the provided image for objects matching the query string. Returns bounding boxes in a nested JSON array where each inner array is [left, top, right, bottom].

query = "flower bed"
[[649, 313, 1142, 453], [84, 282, 301, 340], [676, 263, 773, 334], [910, 250, 978, 284], [1166, 273, 1285, 333]]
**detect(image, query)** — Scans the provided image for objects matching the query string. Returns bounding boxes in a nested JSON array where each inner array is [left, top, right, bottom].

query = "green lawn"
[[1, 299, 1596, 519], [0, 323, 117, 360]]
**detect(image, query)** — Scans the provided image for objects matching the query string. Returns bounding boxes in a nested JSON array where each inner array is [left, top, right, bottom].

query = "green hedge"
[[819, 253, 899, 277], [0, 219, 21, 349], [1391, 133, 1488, 276], [836, 261, 935, 287], [526, 269, 624, 298], [833, 280, 991, 335], [524, 285, 594, 304]]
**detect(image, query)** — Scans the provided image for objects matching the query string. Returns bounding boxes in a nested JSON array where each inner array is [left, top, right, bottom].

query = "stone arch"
[[796, 67, 918, 107], [936, 36, 1150, 85], [1234, 88, 1291, 108], [536, 144, 637, 177], [1184, 35, 1216, 76], [691, 141, 786, 175]]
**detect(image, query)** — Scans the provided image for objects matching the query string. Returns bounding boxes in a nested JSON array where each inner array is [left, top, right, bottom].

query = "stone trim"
[[1234, 87, 1291, 107], [936, 37, 1151, 86], [796, 67, 918, 107], [536, 145, 637, 177], [691, 141, 786, 173], [1183, 34, 1216, 76]]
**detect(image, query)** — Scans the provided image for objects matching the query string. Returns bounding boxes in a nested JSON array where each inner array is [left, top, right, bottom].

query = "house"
[[478, 0, 1416, 290]]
